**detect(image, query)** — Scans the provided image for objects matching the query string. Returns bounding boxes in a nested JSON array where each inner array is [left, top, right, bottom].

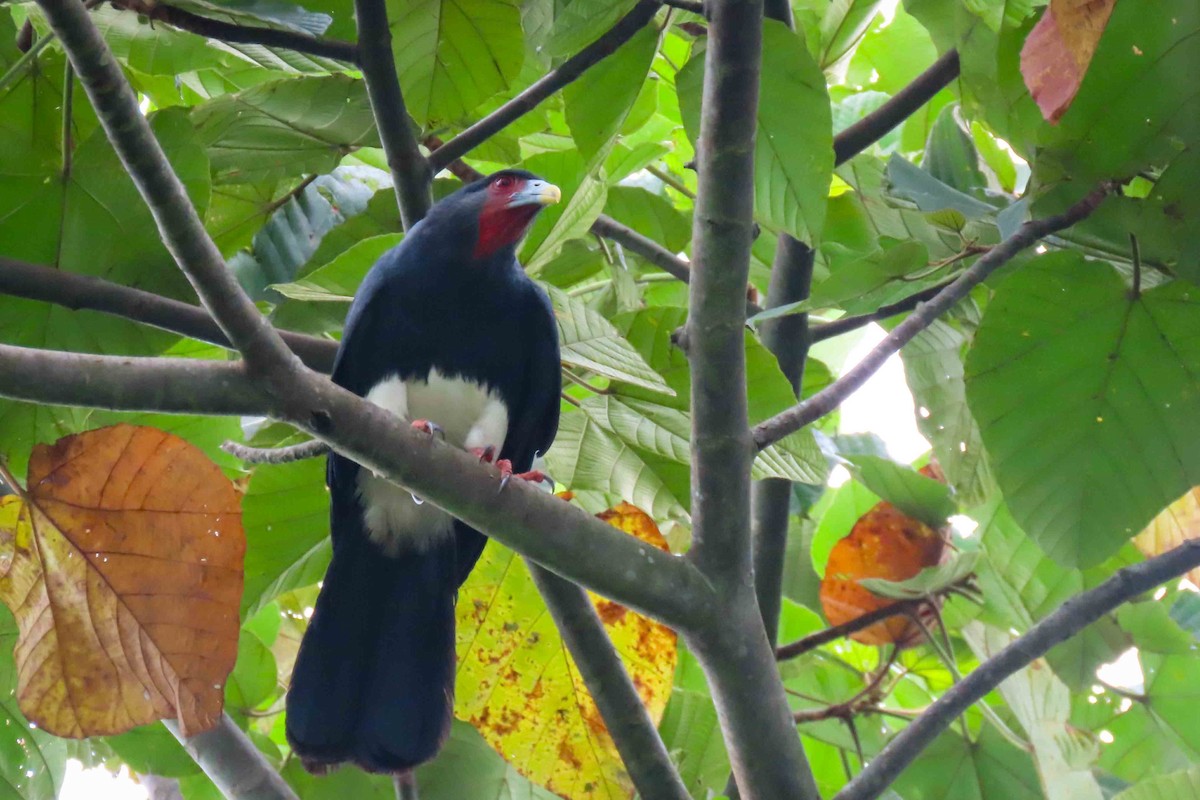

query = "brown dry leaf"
[[1135, 487, 1200, 587], [0, 424, 244, 737], [819, 499, 946, 646], [1021, 0, 1119, 123], [456, 501, 677, 799]]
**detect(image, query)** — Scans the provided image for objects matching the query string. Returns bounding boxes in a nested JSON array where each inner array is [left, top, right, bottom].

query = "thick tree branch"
[[0, 344, 270, 415], [0, 344, 713, 630], [166, 715, 300, 800], [0, 256, 337, 372], [111, 0, 358, 64], [36, 0, 300, 378], [682, 1, 818, 798], [752, 183, 1113, 450], [836, 538, 1200, 800], [353, 0, 431, 228], [833, 50, 960, 166], [528, 565, 691, 800], [427, 1, 661, 172], [750, 236, 813, 648]]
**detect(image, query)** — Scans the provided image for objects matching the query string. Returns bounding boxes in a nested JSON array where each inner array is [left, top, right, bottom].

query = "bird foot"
[[410, 419, 444, 439], [496, 461, 553, 492], [470, 445, 497, 463]]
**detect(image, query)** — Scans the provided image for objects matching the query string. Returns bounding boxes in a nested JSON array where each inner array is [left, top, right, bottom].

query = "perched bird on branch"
[[286, 170, 563, 774]]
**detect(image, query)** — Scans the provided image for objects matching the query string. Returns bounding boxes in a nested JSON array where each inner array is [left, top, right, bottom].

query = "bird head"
[[449, 170, 561, 260]]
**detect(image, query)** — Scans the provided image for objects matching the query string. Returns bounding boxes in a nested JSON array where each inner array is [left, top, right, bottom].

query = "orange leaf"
[[819, 501, 945, 646], [1135, 487, 1200, 587], [456, 501, 676, 799], [1021, 0, 1119, 123], [0, 425, 244, 737]]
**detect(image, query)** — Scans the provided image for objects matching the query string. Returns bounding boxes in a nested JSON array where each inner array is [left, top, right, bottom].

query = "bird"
[[285, 170, 563, 775]]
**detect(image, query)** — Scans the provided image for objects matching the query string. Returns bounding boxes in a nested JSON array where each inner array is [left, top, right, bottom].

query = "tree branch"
[[111, 0, 358, 64], [427, 1, 661, 172], [775, 599, 926, 661], [221, 439, 329, 464], [165, 714, 300, 800], [752, 183, 1114, 450], [528, 565, 691, 800], [0, 344, 271, 415], [681, 1, 818, 797], [750, 236, 813, 648], [0, 344, 713, 631], [353, 0, 431, 228], [0, 256, 337, 372], [835, 538, 1200, 800], [808, 282, 950, 343], [36, 0, 300, 378], [832, 50, 960, 167]]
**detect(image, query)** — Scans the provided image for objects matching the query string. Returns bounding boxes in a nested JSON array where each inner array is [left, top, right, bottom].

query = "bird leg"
[[410, 418, 444, 439], [495, 460, 553, 492]]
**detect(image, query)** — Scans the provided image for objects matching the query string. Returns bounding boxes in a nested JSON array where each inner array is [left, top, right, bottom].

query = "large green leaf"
[[1115, 768, 1200, 800], [818, 0, 889, 69], [901, 318, 994, 505], [240, 457, 331, 615], [191, 75, 378, 183], [389, 0, 525, 126], [549, 286, 673, 395], [678, 21, 833, 243], [892, 725, 1041, 800], [522, 151, 609, 272], [0, 109, 208, 477], [602, 185, 692, 254], [564, 22, 660, 168], [416, 722, 562, 799], [89, 5, 235, 75], [656, 689, 729, 799], [848, 455, 957, 527], [544, 410, 687, 522], [965, 253, 1200, 567]]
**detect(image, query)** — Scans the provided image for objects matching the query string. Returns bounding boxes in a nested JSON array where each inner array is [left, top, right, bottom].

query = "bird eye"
[[494, 176, 514, 189]]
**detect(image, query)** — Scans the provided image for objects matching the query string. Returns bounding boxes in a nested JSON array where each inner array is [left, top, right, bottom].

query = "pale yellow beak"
[[511, 180, 561, 208]]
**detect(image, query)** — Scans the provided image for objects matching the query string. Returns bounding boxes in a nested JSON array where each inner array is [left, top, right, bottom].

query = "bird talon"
[[410, 419, 444, 439], [471, 445, 497, 464]]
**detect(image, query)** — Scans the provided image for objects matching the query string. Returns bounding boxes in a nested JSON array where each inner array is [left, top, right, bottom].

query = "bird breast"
[[355, 369, 509, 554]]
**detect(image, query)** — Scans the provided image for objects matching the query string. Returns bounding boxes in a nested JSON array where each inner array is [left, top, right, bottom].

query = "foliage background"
[[0, 0, 1198, 797]]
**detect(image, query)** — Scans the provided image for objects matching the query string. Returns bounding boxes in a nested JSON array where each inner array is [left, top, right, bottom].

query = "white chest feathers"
[[356, 368, 509, 554]]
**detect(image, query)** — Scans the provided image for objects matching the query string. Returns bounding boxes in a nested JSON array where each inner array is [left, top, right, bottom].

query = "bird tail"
[[285, 516, 457, 773]]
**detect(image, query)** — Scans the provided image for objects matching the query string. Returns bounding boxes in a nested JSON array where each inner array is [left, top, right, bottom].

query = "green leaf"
[[810, 479, 882, 576], [521, 150, 609, 272], [389, 0, 524, 126], [924, 104, 987, 195], [965, 253, 1200, 567], [886, 154, 996, 218], [105, 722, 200, 779], [805, 238, 934, 315], [849, 455, 956, 527], [1115, 767, 1200, 800], [678, 21, 833, 243], [657, 689, 730, 798], [564, 22, 660, 168], [417, 722, 563, 799], [548, 286, 673, 395], [240, 458, 331, 616], [191, 75, 378, 184], [544, 409, 687, 522], [271, 233, 400, 303], [1117, 602, 1194, 655], [859, 548, 979, 599], [900, 318, 994, 505], [0, 607, 69, 800], [602, 186, 692, 254], [226, 630, 278, 711], [893, 725, 1041, 800], [1168, 592, 1200, 641], [90, 5, 234, 75], [818, 0, 890, 69]]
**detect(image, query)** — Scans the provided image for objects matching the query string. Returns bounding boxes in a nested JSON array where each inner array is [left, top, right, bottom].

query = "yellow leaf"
[[1135, 487, 1200, 587], [0, 425, 244, 737], [455, 502, 677, 800]]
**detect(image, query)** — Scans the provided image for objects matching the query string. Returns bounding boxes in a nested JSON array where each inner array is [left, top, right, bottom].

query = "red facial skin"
[[473, 175, 542, 259]]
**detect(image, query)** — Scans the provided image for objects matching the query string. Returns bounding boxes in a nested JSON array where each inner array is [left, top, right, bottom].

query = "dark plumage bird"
[[286, 170, 562, 774]]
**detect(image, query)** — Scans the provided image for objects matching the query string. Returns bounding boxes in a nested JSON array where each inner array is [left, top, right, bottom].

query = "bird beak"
[[508, 180, 561, 208]]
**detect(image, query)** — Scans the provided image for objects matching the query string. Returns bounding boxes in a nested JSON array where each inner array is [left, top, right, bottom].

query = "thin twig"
[[110, 0, 358, 64], [221, 439, 330, 464], [393, 773, 419, 800], [354, 0, 431, 227], [661, 0, 704, 13], [835, 538, 1200, 800], [753, 183, 1114, 450], [427, 1, 661, 171], [775, 599, 926, 660]]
